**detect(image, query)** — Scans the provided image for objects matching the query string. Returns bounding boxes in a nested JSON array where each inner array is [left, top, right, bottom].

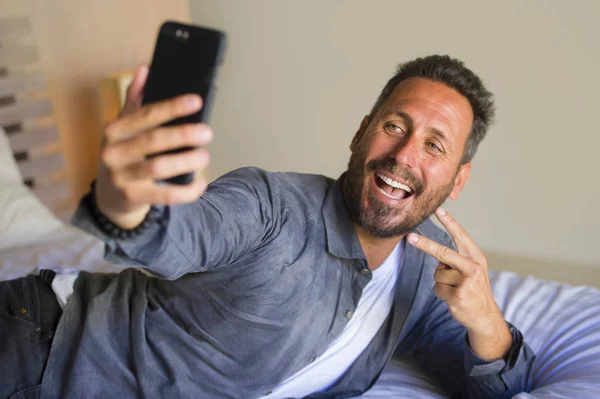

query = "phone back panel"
[[143, 21, 226, 126], [141, 21, 226, 184]]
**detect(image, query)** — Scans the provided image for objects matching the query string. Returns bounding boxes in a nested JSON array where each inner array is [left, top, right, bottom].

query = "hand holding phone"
[[93, 21, 226, 230]]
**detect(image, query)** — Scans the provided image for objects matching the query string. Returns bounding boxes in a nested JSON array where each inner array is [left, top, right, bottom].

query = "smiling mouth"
[[374, 173, 415, 201]]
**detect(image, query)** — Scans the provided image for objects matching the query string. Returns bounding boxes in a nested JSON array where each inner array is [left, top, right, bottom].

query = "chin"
[[357, 192, 419, 238], [343, 160, 452, 238], [358, 180, 450, 239]]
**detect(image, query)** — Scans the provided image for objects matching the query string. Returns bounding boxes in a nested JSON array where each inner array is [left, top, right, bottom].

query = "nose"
[[391, 134, 420, 169]]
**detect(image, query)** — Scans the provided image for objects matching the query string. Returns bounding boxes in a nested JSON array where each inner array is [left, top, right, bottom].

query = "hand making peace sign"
[[408, 207, 513, 361]]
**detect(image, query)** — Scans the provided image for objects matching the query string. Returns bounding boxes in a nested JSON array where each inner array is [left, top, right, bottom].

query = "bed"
[[1, 128, 599, 398]]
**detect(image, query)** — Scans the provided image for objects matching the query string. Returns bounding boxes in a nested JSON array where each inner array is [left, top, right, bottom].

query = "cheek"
[[363, 136, 393, 163], [421, 160, 455, 188]]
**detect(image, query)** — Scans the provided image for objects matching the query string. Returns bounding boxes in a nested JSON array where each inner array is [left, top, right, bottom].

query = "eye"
[[384, 123, 405, 135], [427, 142, 442, 152]]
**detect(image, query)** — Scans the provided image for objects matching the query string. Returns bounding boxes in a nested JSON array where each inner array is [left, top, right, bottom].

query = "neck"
[[342, 176, 404, 270], [355, 226, 404, 271]]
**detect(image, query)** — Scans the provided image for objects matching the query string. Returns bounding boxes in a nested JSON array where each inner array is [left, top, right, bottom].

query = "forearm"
[[404, 294, 536, 398], [71, 194, 188, 279], [72, 167, 281, 279]]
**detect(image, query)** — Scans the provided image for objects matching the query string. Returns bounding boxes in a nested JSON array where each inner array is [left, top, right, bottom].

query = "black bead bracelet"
[[88, 180, 167, 240]]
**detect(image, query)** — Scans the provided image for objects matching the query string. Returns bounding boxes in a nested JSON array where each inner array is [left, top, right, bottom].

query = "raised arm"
[[74, 167, 282, 280], [401, 207, 536, 397], [73, 66, 282, 279]]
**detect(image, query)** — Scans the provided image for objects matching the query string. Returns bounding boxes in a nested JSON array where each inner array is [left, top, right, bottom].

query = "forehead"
[[380, 77, 474, 142]]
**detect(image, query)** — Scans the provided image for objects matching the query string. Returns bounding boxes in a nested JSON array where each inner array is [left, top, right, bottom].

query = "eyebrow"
[[390, 110, 414, 132], [430, 127, 449, 142]]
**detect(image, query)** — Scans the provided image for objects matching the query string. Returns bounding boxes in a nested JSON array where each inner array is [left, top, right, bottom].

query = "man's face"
[[344, 77, 474, 238]]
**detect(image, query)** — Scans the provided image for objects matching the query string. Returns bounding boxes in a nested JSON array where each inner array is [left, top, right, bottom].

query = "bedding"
[[0, 127, 65, 251], [0, 224, 124, 280], [360, 271, 600, 398], [0, 127, 121, 273], [0, 126, 123, 276], [1, 128, 599, 398]]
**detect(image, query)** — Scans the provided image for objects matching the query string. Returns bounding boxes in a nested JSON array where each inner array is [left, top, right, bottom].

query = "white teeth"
[[377, 173, 412, 193]]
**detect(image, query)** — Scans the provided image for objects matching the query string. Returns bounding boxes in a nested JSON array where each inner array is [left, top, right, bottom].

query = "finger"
[[407, 233, 476, 276], [123, 178, 208, 206], [102, 124, 213, 169], [121, 65, 149, 116], [105, 94, 202, 144], [434, 282, 455, 303], [117, 148, 210, 182], [434, 207, 481, 259], [434, 265, 463, 287]]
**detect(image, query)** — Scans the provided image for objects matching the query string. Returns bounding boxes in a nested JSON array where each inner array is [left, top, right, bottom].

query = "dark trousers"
[[0, 272, 62, 399]]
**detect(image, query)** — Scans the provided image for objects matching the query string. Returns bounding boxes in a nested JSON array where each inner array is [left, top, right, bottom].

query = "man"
[[1, 55, 535, 398]]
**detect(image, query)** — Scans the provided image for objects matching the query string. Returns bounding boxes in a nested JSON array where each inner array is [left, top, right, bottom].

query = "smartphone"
[[142, 21, 226, 185]]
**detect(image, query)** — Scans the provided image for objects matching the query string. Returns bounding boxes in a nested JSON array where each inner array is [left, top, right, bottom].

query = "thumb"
[[121, 65, 149, 115]]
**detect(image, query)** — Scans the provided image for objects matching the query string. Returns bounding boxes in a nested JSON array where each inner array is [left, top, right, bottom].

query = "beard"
[[343, 151, 456, 238]]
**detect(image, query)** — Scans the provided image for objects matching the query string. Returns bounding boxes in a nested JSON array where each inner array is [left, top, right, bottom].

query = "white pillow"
[[0, 128, 65, 251], [0, 127, 22, 183]]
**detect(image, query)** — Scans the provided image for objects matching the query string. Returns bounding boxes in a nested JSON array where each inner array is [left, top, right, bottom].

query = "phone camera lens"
[[176, 29, 182, 37], [182, 31, 190, 40]]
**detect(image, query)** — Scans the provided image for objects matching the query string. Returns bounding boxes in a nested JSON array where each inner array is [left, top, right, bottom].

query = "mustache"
[[366, 158, 424, 195]]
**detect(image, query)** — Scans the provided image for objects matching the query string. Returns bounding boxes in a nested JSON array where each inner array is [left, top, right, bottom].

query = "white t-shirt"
[[50, 268, 79, 309], [257, 241, 402, 399]]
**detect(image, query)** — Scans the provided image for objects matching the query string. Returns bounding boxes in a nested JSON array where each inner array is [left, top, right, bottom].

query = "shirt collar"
[[321, 173, 367, 260]]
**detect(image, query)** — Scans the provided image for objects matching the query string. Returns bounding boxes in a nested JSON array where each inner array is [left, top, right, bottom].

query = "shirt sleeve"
[[398, 290, 536, 399], [71, 167, 283, 280]]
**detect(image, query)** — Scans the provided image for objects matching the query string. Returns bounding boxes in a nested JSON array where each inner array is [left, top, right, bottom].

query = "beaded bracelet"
[[88, 180, 166, 240]]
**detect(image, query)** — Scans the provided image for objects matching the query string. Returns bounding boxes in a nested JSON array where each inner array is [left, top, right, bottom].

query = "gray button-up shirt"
[[41, 167, 535, 398]]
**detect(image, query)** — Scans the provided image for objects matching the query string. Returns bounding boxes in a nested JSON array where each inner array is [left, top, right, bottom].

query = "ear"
[[350, 116, 370, 152], [448, 162, 471, 200]]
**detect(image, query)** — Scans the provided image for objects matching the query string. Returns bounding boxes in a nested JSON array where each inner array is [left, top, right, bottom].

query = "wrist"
[[468, 312, 506, 338], [94, 180, 150, 230], [89, 181, 165, 239], [96, 197, 151, 230], [467, 315, 512, 361]]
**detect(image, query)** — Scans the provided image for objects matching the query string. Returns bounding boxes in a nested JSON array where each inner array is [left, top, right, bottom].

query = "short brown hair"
[[370, 55, 495, 164]]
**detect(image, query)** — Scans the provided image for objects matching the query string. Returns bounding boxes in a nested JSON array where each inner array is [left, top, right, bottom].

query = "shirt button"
[[345, 310, 353, 319], [361, 268, 370, 276]]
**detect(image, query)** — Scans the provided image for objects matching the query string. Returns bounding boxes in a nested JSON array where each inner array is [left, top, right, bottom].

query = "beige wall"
[[2, 0, 190, 202], [190, 0, 599, 284]]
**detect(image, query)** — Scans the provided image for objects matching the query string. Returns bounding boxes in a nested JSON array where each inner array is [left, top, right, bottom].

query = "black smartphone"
[[142, 21, 226, 185]]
